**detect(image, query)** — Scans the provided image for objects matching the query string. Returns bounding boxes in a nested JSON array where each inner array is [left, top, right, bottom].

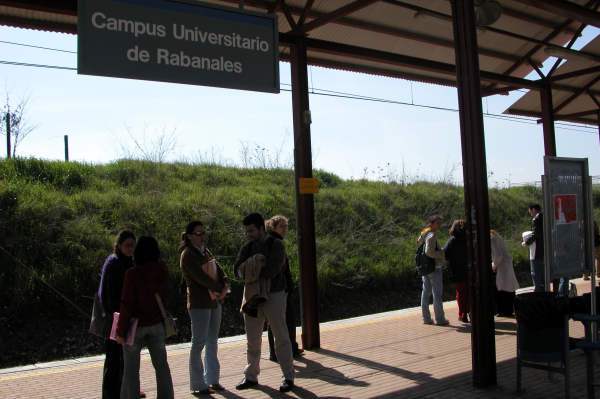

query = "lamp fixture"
[[544, 45, 595, 63], [414, 10, 486, 35]]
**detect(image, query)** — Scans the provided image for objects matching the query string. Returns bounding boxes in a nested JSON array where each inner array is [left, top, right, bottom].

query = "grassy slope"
[[1, 157, 599, 367]]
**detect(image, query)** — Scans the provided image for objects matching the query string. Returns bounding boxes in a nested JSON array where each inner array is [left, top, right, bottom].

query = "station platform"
[[1, 279, 598, 398]]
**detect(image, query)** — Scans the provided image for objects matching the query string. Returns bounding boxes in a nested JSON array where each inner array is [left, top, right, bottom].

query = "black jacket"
[[525, 213, 544, 259], [268, 231, 293, 294], [443, 233, 469, 283]]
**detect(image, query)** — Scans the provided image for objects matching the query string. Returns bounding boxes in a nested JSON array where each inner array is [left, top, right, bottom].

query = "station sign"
[[78, 0, 279, 93]]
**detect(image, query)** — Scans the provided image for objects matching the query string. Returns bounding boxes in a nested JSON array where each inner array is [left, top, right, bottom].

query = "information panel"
[[543, 157, 594, 280], [78, 0, 279, 93]]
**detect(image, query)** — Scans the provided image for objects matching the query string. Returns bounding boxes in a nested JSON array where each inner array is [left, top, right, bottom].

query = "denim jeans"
[[421, 267, 446, 324], [558, 277, 569, 297], [121, 322, 174, 399], [530, 258, 545, 292], [188, 305, 222, 391]]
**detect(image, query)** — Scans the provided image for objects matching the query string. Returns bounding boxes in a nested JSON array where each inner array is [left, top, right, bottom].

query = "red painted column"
[[450, 0, 497, 388], [290, 34, 320, 350]]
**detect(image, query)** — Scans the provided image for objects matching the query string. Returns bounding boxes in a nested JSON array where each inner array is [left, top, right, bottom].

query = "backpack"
[[415, 233, 436, 277]]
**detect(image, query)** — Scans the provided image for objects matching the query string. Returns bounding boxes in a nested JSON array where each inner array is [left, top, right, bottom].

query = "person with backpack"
[[233, 213, 295, 393], [417, 215, 449, 326]]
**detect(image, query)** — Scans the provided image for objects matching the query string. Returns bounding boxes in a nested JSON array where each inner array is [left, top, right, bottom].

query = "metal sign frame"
[[542, 156, 594, 287], [78, 0, 280, 93]]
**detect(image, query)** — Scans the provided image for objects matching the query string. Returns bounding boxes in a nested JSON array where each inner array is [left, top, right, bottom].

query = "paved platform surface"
[[1, 279, 599, 398]]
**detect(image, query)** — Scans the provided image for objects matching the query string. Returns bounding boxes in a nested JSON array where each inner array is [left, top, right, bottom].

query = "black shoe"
[[280, 379, 294, 393], [293, 349, 305, 357], [458, 317, 469, 323], [269, 355, 278, 363], [236, 378, 258, 390]]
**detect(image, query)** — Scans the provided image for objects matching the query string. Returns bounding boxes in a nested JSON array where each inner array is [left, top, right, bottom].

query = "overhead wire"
[[2, 39, 599, 135]]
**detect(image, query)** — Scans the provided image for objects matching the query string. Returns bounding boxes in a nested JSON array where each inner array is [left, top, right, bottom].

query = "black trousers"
[[267, 293, 299, 358], [494, 287, 516, 315], [102, 338, 124, 399]]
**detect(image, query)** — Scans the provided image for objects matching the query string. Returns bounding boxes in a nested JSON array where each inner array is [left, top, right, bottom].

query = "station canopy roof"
[[2, 0, 600, 116], [505, 33, 600, 125]]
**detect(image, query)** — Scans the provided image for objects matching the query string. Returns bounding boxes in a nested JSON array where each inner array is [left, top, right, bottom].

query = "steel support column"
[[290, 34, 320, 350], [540, 84, 557, 157], [540, 83, 559, 292], [450, 0, 496, 389]]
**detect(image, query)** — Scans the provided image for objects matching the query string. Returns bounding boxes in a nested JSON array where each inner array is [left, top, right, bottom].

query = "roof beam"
[[547, 65, 600, 82], [299, 0, 380, 33], [483, 0, 597, 92], [0, 0, 76, 15], [297, 0, 315, 26], [554, 74, 600, 113], [587, 90, 600, 108], [0, 13, 76, 33], [510, 0, 600, 30], [279, 33, 547, 91]]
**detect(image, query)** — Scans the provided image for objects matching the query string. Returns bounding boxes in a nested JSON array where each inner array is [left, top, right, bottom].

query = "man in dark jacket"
[[524, 203, 545, 292], [233, 213, 295, 393]]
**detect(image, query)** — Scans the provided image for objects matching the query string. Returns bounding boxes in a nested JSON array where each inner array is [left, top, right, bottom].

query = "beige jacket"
[[238, 253, 270, 318], [417, 231, 446, 267]]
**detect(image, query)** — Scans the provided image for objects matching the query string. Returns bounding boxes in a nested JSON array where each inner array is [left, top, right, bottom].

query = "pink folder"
[[202, 259, 220, 300], [110, 312, 138, 346]]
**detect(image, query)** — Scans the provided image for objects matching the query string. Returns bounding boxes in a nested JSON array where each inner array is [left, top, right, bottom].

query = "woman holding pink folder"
[[117, 236, 174, 399], [180, 220, 229, 395]]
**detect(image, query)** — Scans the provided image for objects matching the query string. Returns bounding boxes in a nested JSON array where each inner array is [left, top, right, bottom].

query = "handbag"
[[154, 293, 177, 338], [89, 294, 112, 339]]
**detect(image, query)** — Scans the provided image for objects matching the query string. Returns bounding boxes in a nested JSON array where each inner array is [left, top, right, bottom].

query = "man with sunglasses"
[[233, 213, 295, 393]]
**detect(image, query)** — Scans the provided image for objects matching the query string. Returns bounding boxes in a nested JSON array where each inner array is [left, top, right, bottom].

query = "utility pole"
[[6, 113, 10, 159], [64, 135, 69, 162]]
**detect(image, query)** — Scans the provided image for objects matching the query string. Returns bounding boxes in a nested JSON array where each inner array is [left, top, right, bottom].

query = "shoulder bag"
[[154, 293, 178, 338], [89, 294, 112, 339]]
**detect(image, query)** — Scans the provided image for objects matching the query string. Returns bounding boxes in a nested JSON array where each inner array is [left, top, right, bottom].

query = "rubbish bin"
[[514, 292, 570, 362], [514, 292, 572, 397]]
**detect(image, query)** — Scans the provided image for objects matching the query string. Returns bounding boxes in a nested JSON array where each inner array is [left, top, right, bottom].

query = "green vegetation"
[[0, 157, 596, 325]]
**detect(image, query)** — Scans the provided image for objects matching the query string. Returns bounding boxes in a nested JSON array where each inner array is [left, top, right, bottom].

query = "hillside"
[[0, 157, 591, 368]]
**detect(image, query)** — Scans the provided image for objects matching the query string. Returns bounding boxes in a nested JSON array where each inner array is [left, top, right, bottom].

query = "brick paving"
[[1, 279, 599, 398]]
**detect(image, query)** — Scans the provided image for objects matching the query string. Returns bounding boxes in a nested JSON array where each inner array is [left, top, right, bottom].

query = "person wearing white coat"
[[491, 230, 520, 317]]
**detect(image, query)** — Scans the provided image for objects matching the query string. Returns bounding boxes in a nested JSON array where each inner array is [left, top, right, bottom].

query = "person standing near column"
[[265, 215, 303, 362], [524, 203, 545, 292], [233, 212, 295, 393]]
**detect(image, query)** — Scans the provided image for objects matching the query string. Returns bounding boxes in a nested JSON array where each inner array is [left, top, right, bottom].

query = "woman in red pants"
[[443, 220, 470, 323]]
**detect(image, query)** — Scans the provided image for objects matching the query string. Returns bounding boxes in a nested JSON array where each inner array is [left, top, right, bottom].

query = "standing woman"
[[417, 215, 449, 326], [180, 221, 229, 395], [98, 230, 139, 399], [117, 236, 174, 399], [265, 215, 303, 362], [443, 220, 470, 323], [490, 230, 520, 317]]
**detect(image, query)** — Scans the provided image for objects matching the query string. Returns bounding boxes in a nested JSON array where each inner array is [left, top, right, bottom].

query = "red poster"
[[553, 194, 577, 224]]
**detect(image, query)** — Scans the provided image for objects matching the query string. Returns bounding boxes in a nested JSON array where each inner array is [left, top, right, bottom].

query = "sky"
[[2, 24, 600, 186]]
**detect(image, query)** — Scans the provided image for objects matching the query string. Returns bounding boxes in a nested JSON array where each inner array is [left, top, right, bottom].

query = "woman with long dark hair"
[[443, 220, 470, 323], [180, 221, 229, 394], [98, 229, 139, 399], [117, 236, 174, 399]]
